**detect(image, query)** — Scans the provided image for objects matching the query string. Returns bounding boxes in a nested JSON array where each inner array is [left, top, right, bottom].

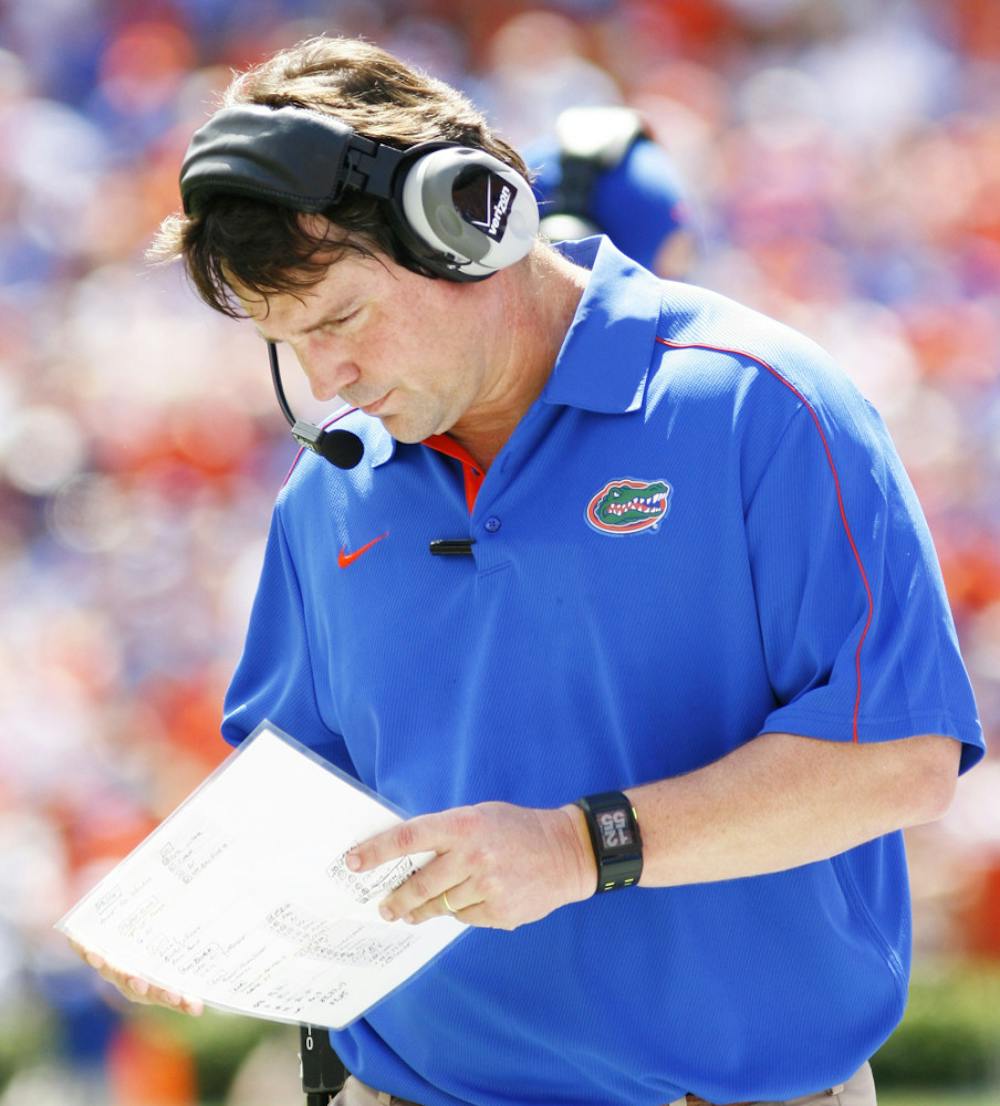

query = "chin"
[[378, 413, 427, 444]]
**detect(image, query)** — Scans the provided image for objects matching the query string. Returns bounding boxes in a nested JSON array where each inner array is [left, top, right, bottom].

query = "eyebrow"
[[254, 304, 357, 345]]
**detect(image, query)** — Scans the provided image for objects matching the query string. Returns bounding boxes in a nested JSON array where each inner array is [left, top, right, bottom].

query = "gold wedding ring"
[[441, 889, 457, 914]]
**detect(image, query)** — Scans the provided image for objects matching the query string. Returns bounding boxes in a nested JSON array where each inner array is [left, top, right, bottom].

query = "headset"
[[179, 103, 540, 467]]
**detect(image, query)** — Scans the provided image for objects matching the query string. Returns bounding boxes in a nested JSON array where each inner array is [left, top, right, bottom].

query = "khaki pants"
[[333, 1060, 877, 1106]]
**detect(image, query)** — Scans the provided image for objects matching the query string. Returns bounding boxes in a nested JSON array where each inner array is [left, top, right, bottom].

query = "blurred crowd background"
[[1, 0, 999, 1103]]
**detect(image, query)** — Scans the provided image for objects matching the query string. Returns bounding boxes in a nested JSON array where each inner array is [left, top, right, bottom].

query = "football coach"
[[73, 34, 983, 1106]]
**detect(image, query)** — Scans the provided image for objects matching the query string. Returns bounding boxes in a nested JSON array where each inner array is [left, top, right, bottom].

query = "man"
[[74, 36, 983, 1106], [527, 104, 698, 277]]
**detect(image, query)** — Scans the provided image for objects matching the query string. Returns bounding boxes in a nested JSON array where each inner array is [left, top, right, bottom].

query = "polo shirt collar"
[[541, 236, 663, 414], [366, 419, 396, 469]]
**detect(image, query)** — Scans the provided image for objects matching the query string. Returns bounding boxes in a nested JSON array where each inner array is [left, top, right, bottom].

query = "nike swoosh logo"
[[338, 532, 388, 568]]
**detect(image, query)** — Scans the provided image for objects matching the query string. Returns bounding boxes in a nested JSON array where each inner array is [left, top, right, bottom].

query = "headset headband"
[[178, 103, 539, 282], [179, 104, 412, 216]]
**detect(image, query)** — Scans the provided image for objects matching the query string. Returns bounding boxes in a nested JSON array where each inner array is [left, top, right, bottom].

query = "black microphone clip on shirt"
[[268, 342, 365, 470]]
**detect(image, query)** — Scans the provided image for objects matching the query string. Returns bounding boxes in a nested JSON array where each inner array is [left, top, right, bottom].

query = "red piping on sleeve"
[[656, 336, 874, 743]]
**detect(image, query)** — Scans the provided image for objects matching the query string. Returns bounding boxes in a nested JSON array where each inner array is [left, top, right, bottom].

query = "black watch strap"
[[575, 791, 643, 893]]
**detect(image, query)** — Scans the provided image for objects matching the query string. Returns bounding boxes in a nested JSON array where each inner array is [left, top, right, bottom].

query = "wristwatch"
[[575, 791, 643, 893]]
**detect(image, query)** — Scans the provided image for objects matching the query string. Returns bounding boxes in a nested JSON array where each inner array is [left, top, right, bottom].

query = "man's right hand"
[[67, 938, 204, 1016]]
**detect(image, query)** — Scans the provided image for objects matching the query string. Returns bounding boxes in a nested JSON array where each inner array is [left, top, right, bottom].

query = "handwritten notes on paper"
[[56, 725, 464, 1027]]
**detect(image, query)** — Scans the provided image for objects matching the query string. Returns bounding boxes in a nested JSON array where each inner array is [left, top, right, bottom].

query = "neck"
[[449, 245, 589, 469]]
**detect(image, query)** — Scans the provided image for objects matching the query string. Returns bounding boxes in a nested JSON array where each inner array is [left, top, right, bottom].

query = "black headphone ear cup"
[[397, 147, 539, 280]]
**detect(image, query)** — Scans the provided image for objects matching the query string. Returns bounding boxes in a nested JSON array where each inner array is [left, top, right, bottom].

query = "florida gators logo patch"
[[586, 478, 672, 535]]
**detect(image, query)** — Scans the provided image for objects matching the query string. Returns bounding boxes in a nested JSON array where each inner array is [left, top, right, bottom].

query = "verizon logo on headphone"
[[487, 182, 512, 236], [455, 170, 515, 242]]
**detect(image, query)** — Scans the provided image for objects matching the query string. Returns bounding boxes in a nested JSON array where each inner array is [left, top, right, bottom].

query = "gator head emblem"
[[586, 478, 672, 534]]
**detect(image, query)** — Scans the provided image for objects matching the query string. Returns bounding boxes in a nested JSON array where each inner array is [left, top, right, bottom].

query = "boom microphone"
[[268, 342, 365, 470]]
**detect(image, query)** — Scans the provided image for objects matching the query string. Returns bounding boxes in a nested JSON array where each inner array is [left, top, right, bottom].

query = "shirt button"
[[484, 516, 502, 533]]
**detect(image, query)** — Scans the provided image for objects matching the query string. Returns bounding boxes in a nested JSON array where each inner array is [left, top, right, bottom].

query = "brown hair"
[[149, 36, 529, 317]]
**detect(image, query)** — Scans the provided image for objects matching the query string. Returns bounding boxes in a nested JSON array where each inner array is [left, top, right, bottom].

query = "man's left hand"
[[346, 802, 596, 930]]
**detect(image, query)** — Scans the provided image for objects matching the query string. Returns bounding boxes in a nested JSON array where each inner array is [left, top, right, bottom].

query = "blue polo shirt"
[[222, 238, 983, 1106]]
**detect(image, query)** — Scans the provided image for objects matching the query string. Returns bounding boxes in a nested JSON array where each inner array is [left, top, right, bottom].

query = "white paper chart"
[[56, 724, 465, 1027]]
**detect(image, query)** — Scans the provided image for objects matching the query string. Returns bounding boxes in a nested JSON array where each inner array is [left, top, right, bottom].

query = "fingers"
[[444, 900, 492, 927], [348, 810, 478, 923], [353, 803, 577, 931], [344, 807, 493, 924], [377, 852, 471, 923], [349, 802, 581, 932], [347, 811, 448, 874], [66, 938, 204, 1016], [407, 879, 484, 925]]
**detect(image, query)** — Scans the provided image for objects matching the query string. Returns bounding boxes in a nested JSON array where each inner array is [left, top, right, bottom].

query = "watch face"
[[597, 808, 634, 850]]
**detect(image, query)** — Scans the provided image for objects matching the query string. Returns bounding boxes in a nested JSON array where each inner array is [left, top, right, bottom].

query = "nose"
[[293, 338, 361, 402]]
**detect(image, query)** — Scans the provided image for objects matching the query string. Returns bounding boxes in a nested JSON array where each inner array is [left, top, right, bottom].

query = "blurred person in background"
[[528, 104, 698, 277], [68, 33, 986, 1106]]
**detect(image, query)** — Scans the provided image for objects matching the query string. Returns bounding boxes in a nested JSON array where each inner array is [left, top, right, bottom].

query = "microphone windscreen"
[[318, 428, 365, 469]]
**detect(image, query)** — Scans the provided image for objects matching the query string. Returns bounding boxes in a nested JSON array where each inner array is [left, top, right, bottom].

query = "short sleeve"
[[747, 400, 984, 774], [221, 505, 356, 776]]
